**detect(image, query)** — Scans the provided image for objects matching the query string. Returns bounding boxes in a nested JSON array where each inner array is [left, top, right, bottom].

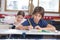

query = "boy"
[[16, 6, 56, 39], [17, 7, 56, 31]]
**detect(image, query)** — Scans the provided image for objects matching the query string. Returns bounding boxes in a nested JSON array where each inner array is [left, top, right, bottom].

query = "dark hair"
[[17, 11, 25, 17], [32, 6, 44, 17]]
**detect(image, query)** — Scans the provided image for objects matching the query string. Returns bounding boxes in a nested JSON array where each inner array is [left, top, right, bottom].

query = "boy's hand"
[[35, 26, 42, 30], [28, 25, 33, 30]]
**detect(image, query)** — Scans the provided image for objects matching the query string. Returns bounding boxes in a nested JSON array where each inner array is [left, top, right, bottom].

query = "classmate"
[[4, 11, 26, 29], [14, 11, 26, 28], [16, 6, 56, 39], [13, 11, 27, 29], [12, 11, 26, 29], [8, 11, 26, 39]]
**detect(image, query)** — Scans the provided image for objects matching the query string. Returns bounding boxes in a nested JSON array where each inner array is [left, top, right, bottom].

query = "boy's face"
[[33, 12, 42, 22], [16, 15, 24, 22]]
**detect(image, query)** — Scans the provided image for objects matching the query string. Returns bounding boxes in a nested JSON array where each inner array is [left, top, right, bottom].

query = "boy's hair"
[[17, 11, 25, 17], [32, 6, 44, 17]]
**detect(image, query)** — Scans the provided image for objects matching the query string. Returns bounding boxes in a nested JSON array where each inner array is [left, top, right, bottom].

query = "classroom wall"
[[0, 0, 60, 16]]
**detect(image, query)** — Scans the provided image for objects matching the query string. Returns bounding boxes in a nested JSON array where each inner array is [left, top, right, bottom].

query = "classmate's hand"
[[14, 18, 21, 25], [28, 25, 33, 30], [35, 26, 42, 30], [14, 20, 18, 25], [15, 25, 24, 30]]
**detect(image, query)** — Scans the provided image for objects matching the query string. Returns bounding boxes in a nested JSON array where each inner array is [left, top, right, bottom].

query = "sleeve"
[[4, 16, 15, 24], [21, 20, 30, 26], [42, 20, 48, 27], [20, 19, 27, 24]]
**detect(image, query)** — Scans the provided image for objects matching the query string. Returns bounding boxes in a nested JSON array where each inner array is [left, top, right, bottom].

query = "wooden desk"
[[53, 19, 60, 21], [0, 29, 59, 35], [0, 29, 60, 39]]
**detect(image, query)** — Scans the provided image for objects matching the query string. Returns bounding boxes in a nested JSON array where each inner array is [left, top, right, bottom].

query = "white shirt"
[[4, 16, 26, 25]]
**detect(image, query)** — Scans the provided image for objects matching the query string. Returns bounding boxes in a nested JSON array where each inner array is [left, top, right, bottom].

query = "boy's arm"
[[42, 24, 56, 31]]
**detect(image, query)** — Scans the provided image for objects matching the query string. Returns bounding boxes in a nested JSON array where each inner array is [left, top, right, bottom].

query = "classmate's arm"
[[15, 25, 28, 30], [15, 25, 33, 30], [42, 24, 56, 31]]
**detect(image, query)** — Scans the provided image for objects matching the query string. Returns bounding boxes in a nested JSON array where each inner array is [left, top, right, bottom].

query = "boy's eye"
[[39, 15, 41, 17], [34, 15, 41, 17], [21, 18, 23, 19], [17, 17, 21, 18], [35, 14, 38, 16]]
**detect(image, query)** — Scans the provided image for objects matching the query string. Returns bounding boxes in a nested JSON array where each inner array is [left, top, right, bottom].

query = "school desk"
[[0, 29, 60, 39]]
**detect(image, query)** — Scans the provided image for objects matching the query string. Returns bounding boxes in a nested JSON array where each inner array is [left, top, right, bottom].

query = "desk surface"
[[53, 19, 60, 21], [0, 29, 60, 35]]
